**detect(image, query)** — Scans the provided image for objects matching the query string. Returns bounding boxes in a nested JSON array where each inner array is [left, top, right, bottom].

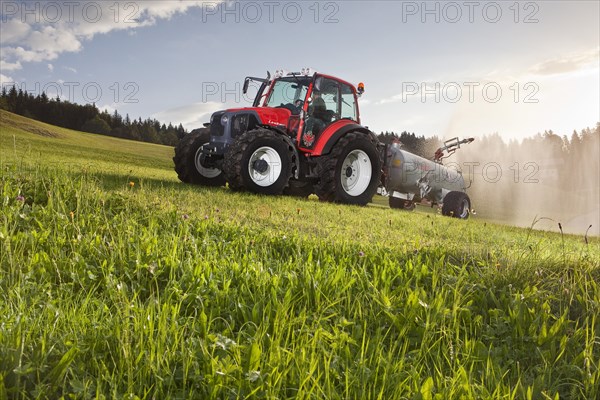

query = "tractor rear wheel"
[[173, 128, 225, 186], [315, 132, 381, 206], [389, 197, 416, 211], [442, 191, 471, 219], [223, 129, 293, 195]]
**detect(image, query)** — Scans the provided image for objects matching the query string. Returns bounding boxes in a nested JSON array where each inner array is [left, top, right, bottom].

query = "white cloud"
[[64, 66, 77, 73], [530, 48, 599, 76], [153, 101, 223, 130], [0, 20, 31, 44], [26, 25, 82, 56], [375, 48, 600, 107], [376, 83, 440, 105], [0, 59, 22, 71], [47, 63, 54, 72], [142, 2, 207, 20], [0, 74, 15, 85], [376, 94, 404, 105], [97, 103, 118, 115], [1, 1, 219, 71]]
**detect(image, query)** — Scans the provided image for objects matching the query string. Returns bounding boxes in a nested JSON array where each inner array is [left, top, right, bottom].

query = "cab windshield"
[[265, 77, 311, 108]]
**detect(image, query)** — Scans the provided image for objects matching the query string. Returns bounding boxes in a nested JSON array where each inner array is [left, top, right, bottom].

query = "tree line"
[[0, 86, 186, 146]]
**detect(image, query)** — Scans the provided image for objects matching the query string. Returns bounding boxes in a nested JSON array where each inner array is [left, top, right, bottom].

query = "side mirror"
[[243, 78, 250, 95]]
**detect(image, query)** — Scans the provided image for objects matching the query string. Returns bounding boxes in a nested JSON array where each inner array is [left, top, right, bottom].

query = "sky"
[[1, 0, 599, 140]]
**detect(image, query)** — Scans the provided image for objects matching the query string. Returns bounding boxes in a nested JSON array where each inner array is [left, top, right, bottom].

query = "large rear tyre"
[[173, 128, 225, 186], [442, 191, 471, 219], [223, 129, 293, 195], [389, 196, 416, 211], [315, 132, 381, 206]]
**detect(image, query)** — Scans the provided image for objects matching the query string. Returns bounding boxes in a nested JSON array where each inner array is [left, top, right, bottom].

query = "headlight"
[[221, 115, 229, 126], [232, 114, 249, 137]]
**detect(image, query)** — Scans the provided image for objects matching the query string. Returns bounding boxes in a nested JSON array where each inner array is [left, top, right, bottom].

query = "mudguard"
[[306, 121, 375, 156]]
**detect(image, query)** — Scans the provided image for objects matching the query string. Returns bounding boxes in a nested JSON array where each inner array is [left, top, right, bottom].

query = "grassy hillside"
[[1, 110, 599, 399], [0, 110, 174, 184]]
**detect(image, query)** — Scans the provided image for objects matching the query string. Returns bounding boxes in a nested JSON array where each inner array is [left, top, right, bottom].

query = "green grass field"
[[1, 110, 599, 399]]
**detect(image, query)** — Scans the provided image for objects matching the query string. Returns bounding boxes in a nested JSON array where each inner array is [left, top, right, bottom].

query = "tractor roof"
[[273, 69, 357, 92]]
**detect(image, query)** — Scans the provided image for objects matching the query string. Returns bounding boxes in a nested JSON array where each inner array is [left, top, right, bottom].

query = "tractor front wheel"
[[223, 129, 293, 195], [442, 191, 471, 219], [315, 132, 381, 206], [173, 128, 225, 186]]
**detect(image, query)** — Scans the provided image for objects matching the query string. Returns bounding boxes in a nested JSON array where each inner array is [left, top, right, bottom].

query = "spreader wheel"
[[173, 128, 225, 186], [442, 191, 471, 219]]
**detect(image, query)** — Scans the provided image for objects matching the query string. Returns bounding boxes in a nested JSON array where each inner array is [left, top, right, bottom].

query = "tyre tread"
[[223, 129, 293, 194], [173, 128, 225, 186], [314, 132, 381, 205]]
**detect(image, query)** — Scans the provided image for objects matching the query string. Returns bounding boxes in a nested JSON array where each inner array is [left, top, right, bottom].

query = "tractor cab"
[[202, 70, 363, 168]]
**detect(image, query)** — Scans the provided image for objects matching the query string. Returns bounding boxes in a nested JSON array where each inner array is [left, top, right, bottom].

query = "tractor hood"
[[203, 106, 295, 158], [211, 107, 292, 130]]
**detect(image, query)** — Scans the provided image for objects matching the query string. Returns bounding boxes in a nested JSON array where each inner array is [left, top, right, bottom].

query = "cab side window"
[[340, 84, 357, 121], [319, 79, 340, 121], [304, 78, 357, 147]]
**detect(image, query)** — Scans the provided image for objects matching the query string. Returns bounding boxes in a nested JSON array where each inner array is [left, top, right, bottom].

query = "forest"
[[0, 86, 186, 146]]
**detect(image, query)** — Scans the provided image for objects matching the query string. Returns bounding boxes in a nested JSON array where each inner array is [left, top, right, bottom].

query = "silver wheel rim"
[[248, 146, 282, 187], [194, 145, 221, 179], [341, 149, 372, 196]]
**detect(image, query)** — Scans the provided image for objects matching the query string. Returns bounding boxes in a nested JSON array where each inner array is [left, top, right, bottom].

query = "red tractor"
[[174, 69, 382, 205]]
